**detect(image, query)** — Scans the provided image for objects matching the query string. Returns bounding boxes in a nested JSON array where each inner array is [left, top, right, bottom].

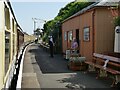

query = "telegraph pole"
[[32, 18, 47, 40], [32, 18, 46, 34], [32, 18, 46, 32], [34, 21, 37, 33]]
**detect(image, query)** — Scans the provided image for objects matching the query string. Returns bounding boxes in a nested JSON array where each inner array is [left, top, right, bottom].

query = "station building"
[[62, 2, 118, 60]]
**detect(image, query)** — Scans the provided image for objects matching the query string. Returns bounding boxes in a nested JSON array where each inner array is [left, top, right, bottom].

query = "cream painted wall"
[[0, 2, 5, 89], [24, 34, 36, 43]]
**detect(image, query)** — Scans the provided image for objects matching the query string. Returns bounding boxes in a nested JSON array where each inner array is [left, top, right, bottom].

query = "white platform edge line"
[[16, 44, 30, 89]]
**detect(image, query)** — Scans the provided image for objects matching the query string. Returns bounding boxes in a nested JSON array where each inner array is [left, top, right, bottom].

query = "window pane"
[[12, 19, 14, 32], [64, 32, 67, 40], [5, 6, 10, 30], [13, 34, 15, 60], [69, 31, 72, 41], [5, 31, 10, 74], [68, 31, 72, 41], [84, 27, 90, 41]]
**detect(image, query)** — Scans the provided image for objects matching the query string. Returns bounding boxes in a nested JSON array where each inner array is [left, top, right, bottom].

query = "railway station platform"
[[21, 44, 41, 88], [20, 43, 117, 89]]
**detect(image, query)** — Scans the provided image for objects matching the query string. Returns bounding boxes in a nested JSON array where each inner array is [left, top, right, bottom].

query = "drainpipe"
[[92, 9, 95, 54]]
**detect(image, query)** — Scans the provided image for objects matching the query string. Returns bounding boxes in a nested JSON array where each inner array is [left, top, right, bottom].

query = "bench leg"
[[96, 68, 100, 79], [95, 69, 108, 80], [84, 65, 95, 74], [88, 65, 95, 72], [111, 79, 116, 87], [111, 75, 120, 87]]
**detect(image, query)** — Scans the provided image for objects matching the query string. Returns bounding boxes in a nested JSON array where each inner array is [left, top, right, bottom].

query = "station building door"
[[76, 29, 80, 53]]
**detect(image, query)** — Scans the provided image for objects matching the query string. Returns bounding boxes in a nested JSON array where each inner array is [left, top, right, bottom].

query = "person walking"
[[49, 36, 54, 58]]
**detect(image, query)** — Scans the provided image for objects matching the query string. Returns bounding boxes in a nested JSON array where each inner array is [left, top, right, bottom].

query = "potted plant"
[[114, 16, 120, 26]]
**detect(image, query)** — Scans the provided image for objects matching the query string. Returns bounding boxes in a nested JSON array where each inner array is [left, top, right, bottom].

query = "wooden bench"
[[85, 53, 120, 87]]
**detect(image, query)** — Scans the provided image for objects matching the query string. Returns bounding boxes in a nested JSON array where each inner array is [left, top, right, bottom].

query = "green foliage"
[[114, 16, 120, 26], [57, 2, 93, 21], [42, 1, 94, 53]]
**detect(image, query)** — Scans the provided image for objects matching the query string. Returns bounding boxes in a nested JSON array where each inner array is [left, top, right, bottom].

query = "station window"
[[12, 34, 15, 59], [67, 31, 73, 48], [12, 18, 14, 32], [12, 23, 17, 60], [83, 27, 90, 41], [15, 24, 17, 33], [5, 5, 10, 30], [68, 31, 72, 41], [64, 32, 67, 40], [5, 31, 10, 74]]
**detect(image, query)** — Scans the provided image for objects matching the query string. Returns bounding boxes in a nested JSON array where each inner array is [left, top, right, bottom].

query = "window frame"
[[83, 27, 90, 42], [68, 31, 73, 41], [5, 5, 11, 30], [64, 31, 67, 41], [5, 31, 11, 74]]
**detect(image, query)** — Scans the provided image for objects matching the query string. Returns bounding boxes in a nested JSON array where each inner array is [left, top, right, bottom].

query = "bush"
[[114, 16, 120, 26]]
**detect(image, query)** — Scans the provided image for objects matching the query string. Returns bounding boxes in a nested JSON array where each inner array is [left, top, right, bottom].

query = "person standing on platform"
[[49, 36, 54, 58]]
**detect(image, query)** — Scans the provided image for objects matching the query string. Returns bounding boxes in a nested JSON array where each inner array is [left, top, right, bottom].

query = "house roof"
[[62, 1, 118, 23]]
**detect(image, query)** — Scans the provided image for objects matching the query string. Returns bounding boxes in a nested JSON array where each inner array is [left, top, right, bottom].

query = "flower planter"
[[68, 57, 87, 71]]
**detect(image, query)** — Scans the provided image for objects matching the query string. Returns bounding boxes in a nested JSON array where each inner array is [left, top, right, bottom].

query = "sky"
[[11, 0, 74, 35]]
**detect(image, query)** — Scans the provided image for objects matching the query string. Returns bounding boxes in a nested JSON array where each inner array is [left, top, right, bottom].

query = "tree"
[[43, 1, 94, 53]]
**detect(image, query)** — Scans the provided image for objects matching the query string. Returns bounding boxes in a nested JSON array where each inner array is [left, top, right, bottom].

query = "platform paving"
[[21, 44, 115, 89], [21, 44, 40, 89]]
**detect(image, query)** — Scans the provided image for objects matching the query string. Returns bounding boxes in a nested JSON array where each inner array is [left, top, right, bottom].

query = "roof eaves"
[[62, 1, 118, 23], [62, 2, 98, 23]]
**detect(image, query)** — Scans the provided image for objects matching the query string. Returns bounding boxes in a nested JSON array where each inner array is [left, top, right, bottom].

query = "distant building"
[[24, 32, 36, 43]]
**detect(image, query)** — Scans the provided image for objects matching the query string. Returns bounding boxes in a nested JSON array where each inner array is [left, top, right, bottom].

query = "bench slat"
[[85, 61, 120, 75], [93, 53, 120, 63]]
